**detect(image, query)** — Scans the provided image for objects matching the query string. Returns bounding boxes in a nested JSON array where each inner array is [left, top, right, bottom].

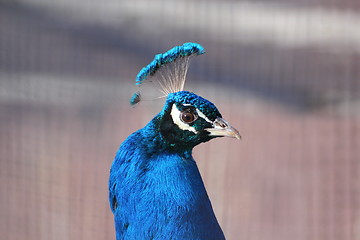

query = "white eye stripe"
[[196, 109, 213, 124], [182, 104, 212, 124], [170, 104, 214, 133], [170, 104, 197, 133]]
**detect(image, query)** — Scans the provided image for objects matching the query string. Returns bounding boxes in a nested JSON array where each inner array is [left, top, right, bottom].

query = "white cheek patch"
[[170, 104, 198, 134]]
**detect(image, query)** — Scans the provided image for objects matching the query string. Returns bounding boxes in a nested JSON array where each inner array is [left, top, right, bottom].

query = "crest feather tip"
[[133, 42, 205, 96], [130, 92, 141, 106]]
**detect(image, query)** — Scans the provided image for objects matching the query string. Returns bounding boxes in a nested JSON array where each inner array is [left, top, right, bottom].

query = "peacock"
[[109, 43, 240, 240]]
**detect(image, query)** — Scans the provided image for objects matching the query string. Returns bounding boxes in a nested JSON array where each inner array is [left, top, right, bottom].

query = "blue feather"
[[130, 92, 141, 106], [110, 44, 239, 239], [110, 91, 226, 240], [135, 43, 205, 85], [130, 43, 205, 106]]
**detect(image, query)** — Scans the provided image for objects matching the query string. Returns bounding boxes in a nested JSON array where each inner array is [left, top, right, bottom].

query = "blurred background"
[[0, 0, 359, 239]]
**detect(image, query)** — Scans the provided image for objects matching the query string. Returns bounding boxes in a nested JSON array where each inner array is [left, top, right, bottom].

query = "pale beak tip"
[[232, 128, 242, 140], [205, 117, 241, 140]]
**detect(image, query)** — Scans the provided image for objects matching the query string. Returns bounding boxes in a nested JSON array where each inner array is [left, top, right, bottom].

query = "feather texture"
[[111, 43, 239, 240], [130, 43, 205, 105], [110, 91, 226, 240]]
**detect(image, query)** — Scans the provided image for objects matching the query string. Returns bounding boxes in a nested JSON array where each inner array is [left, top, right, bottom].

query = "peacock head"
[[130, 43, 240, 150], [156, 91, 240, 150]]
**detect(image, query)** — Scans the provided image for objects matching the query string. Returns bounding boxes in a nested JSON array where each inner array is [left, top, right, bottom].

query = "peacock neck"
[[139, 116, 195, 156]]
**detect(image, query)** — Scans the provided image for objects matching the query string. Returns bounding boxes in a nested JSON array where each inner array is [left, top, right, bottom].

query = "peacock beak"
[[205, 117, 241, 139]]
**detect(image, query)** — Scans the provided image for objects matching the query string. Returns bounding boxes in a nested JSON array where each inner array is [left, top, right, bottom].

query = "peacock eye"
[[180, 111, 197, 123]]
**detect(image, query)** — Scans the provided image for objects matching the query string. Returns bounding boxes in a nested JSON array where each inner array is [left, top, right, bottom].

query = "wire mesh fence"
[[0, 1, 359, 240]]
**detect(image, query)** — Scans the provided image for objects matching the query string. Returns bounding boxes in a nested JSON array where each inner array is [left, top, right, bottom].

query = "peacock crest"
[[130, 42, 205, 105]]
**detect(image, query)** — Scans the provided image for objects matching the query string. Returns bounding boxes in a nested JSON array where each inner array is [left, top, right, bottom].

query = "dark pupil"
[[181, 112, 195, 123]]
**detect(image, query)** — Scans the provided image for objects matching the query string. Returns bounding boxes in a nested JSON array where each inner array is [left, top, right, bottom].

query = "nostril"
[[218, 122, 227, 128], [214, 118, 228, 128]]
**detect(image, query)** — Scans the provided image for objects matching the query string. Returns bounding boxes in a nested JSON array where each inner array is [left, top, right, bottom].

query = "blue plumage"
[[129, 91, 141, 106], [136, 43, 205, 85], [110, 44, 240, 240]]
